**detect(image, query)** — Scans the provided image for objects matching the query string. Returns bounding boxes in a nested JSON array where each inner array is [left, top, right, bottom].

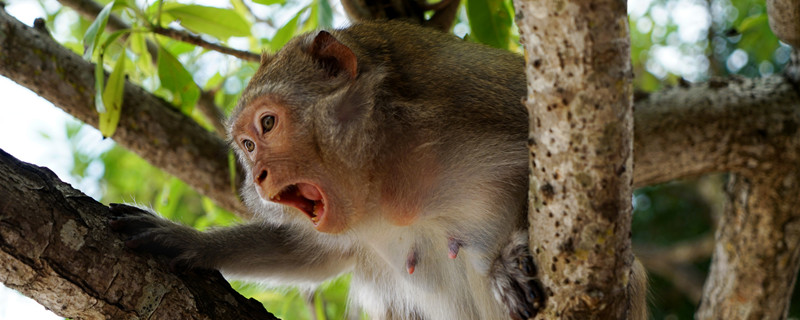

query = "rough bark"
[[695, 169, 800, 319], [767, 0, 800, 47], [0, 148, 277, 320], [0, 7, 249, 217], [692, 72, 800, 318], [633, 75, 800, 188], [514, 0, 634, 318]]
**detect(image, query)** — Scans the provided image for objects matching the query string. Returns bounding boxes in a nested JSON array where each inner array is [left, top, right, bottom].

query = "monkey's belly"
[[349, 245, 508, 320]]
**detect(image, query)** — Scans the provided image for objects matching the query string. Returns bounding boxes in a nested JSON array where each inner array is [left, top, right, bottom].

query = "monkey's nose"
[[256, 170, 268, 184]]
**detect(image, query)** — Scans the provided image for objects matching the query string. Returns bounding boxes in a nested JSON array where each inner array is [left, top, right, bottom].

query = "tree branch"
[[0, 148, 277, 320], [767, 0, 800, 47], [633, 75, 800, 187], [635, 237, 714, 303], [697, 168, 800, 318], [151, 26, 260, 62], [0, 7, 249, 217]]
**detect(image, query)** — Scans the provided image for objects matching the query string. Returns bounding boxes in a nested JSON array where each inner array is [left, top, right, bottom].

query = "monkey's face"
[[231, 96, 366, 234]]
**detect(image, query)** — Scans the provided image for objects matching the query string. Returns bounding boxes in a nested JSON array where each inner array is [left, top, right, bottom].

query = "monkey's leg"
[[109, 203, 355, 283], [489, 231, 545, 320]]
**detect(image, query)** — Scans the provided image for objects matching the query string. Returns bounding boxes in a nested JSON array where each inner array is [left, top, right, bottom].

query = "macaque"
[[110, 20, 646, 320]]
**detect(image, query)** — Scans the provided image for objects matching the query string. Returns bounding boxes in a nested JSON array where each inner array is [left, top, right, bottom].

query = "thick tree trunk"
[[514, 0, 635, 318], [0, 148, 277, 320]]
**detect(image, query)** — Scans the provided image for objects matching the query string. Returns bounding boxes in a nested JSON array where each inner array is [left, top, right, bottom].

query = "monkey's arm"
[[109, 204, 355, 284]]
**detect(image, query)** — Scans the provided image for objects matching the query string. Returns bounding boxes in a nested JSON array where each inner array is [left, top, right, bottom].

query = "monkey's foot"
[[108, 203, 205, 271], [490, 231, 545, 320]]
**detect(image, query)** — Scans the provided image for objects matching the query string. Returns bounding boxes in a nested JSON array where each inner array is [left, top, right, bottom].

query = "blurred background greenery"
[[1, 0, 796, 319]]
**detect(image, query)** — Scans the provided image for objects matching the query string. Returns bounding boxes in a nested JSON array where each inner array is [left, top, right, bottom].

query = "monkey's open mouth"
[[271, 183, 326, 225]]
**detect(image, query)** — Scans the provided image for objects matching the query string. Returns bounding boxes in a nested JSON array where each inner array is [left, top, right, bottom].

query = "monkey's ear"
[[309, 31, 358, 79]]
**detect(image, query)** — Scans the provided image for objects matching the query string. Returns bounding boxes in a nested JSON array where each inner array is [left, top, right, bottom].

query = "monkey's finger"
[[108, 203, 151, 217], [169, 255, 197, 273], [124, 231, 183, 257], [108, 214, 162, 234], [519, 255, 535, 275]]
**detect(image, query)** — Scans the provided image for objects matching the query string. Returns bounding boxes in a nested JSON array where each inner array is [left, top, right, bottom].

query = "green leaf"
[[83, 0, 116, 60], [99, 29, 130, 53], [162, 4, 251, 39], [269, 8, 304, 51], [253, 0, 287, 5], [157, 47, 200, 113], [317, 0, 333, 29], [737, 13, 767, 34], [130, 32, 155, 75], [465, 0, 512, 50], [99, 48, 127, 138], [94, 54, 106, 113]]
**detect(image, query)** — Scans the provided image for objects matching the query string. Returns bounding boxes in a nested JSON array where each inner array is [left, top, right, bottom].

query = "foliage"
[[21, 0, 793, 318]]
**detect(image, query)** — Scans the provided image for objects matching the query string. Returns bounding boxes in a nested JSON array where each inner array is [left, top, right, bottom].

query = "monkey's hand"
[[490, 231, 545, 320], [108, 203, 207, 271]]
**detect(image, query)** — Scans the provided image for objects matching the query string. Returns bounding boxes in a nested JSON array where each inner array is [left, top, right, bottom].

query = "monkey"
[[109, 19, 646, 320]]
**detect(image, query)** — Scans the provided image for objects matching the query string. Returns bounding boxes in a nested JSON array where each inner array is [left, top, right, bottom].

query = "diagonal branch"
[[0, 148, 277, 320], [151, 26, 260, 62], [0, 7, 248, 217], [635, 236, 714, 303]]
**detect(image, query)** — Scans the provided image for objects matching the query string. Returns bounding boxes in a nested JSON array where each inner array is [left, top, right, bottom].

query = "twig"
[[56, 0, 232, 136], [635, 236, 714, 303], [152, 26, 259, 62]]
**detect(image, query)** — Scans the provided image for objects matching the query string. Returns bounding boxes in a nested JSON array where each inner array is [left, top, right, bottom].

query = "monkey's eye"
[[261, 115, 275, 134], [243, 139, 255, 152]]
